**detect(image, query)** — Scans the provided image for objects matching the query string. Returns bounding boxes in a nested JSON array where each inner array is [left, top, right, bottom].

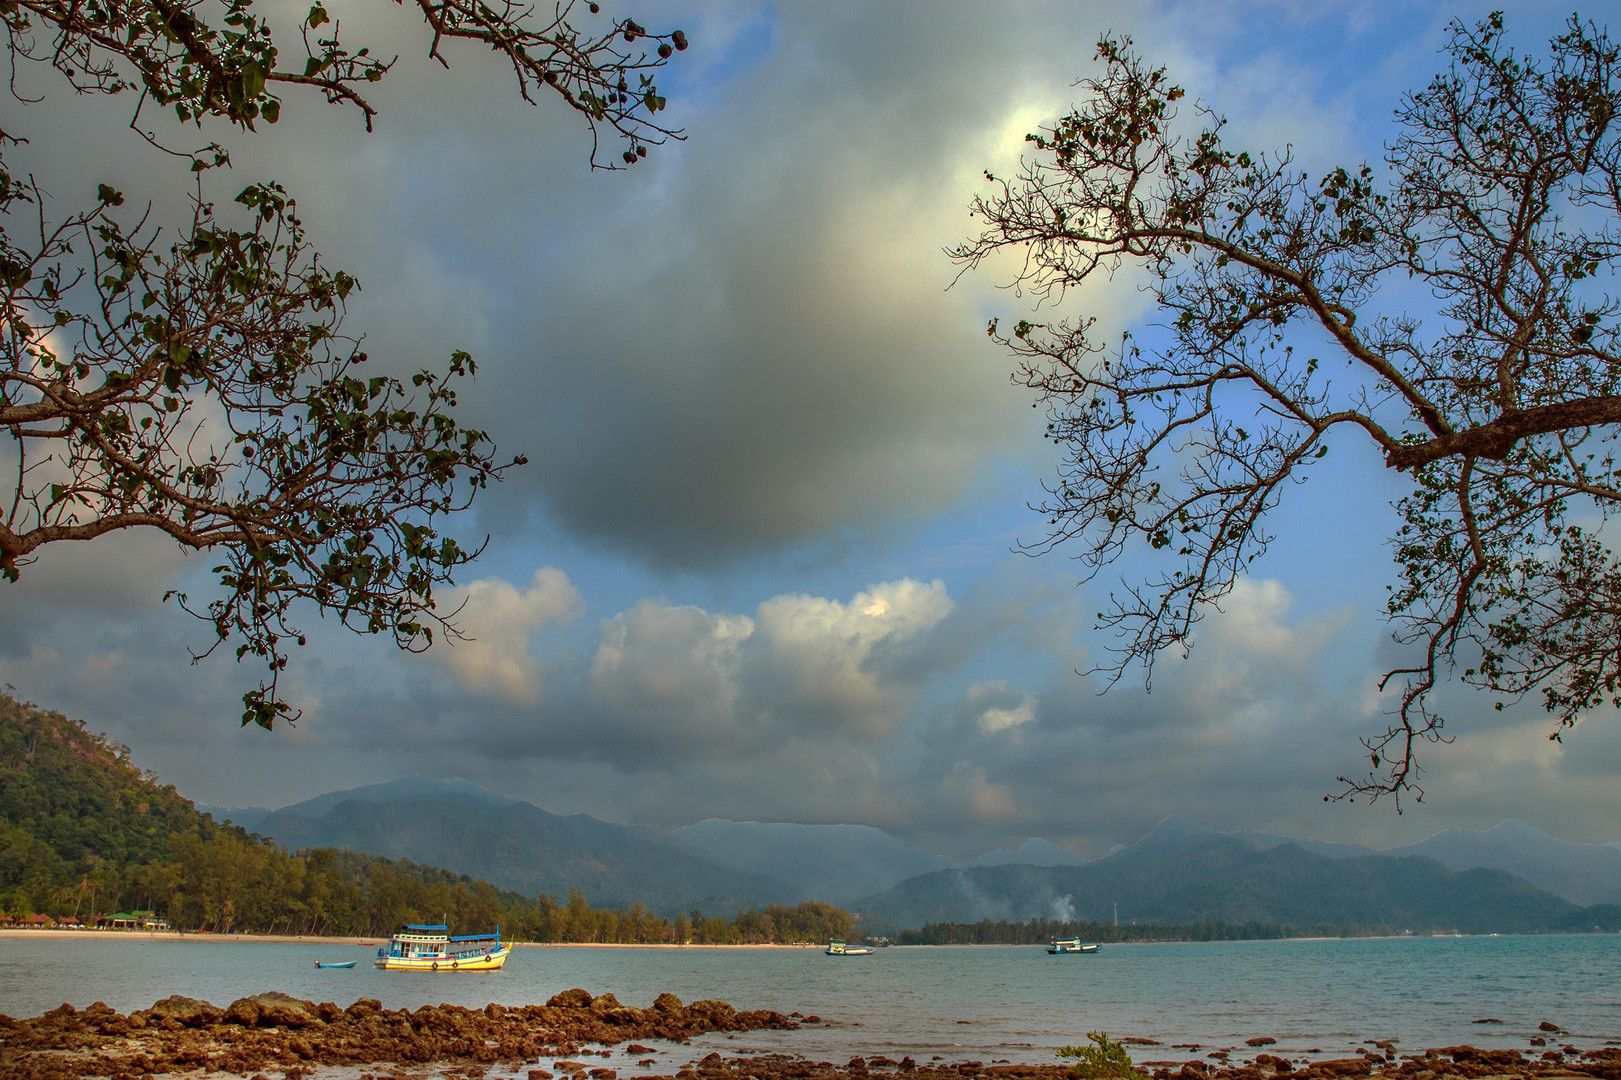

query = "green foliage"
[[956, 14, 1621, 804], [0, 692, 855, 941], [1, 1, 691, 725], [1057, 1033, 1148, 1080]]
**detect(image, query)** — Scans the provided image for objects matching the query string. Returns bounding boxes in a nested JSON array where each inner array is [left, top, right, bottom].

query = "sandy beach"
[[0, 928, 812, 948]]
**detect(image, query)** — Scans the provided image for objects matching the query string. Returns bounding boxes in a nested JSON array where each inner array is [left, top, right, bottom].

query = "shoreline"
[[0, 927, 817, 948], [2, 988, 1617, 1080]]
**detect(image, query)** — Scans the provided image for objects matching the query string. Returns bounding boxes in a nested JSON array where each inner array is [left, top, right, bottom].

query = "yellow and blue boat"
[[375, 922, 510, 971]]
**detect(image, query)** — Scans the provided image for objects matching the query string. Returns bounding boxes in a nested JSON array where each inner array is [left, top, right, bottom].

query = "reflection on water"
[[1, 935, 1617, 1065]]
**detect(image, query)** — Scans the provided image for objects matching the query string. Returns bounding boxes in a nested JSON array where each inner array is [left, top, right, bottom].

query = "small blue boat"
[[315, 960, 358, 969]]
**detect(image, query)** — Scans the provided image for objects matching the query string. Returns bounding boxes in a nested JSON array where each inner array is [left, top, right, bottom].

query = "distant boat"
[[314, 959, 357, 969], [1047, 939, 1100, 954], [826, 939, 875, 956], [376, 922, 510, 971]]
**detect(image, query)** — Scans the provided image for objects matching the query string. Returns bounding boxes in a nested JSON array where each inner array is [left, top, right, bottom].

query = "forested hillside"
[[0, 693, 852, 943]]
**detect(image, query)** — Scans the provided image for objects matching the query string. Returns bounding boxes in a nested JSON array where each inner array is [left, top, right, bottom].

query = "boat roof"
[[402, 923, 448, 931], [450, 932, 500, 941]]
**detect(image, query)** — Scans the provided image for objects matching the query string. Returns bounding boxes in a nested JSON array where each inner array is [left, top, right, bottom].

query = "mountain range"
[[855, 818, 1617, 933], [202, 779, 1621, 929]]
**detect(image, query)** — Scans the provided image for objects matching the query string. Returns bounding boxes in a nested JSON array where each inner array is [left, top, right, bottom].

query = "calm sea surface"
[[2, 935, 1618, 1070]]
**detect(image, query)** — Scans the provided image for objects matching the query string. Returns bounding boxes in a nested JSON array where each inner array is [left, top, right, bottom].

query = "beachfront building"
[[0, 914, 55, 929], [96, 910, 168, 931]]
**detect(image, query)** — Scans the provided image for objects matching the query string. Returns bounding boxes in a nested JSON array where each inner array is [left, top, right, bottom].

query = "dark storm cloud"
[[6, 0, 1616, 853]]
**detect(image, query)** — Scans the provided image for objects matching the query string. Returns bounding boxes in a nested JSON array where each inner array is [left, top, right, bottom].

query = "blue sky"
[[4, 0, 1617, 858]]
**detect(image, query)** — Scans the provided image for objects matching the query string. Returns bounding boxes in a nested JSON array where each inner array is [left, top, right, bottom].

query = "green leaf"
[[240, 61, 266, 101]]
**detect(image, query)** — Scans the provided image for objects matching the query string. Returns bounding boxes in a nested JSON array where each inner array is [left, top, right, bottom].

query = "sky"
[[4, 0, 1618, 859]]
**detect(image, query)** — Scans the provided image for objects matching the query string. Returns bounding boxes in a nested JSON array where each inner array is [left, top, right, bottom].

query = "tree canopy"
[[1, 1, 688, 727], [0, 689, 858, 942], [953, 15, 1621, 802]]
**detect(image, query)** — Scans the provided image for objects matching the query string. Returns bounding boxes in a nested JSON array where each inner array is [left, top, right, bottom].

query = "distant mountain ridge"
[[852, 827, 1618, 933], [670, 820, 964, 906], [240, 780, 789, 915], [206, 780, 1621, 929], [1393, 819, 1621, 908], [1103, 816, 1621, 906]]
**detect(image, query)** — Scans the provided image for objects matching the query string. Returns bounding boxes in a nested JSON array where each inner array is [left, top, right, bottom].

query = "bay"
[[2, 935, 1618, 1069]]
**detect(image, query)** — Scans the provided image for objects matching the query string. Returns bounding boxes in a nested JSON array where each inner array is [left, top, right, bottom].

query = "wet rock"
[[1302, 1058, 1371, 1077], [690, 1001, 738, 1028], [1247, 1039, 1278, 1048], [1539, 1023, 1564, 1033], [551, 989, 596, 1009], [654, 993, 686, 1013]]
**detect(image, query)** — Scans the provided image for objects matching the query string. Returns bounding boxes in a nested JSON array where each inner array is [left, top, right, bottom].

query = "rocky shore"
[[0, 988, 797, 1079], [2, 991, 1618, 1080]]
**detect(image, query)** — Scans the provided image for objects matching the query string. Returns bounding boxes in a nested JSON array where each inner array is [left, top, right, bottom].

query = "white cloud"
[[965, 680, 1038, 735], [429, 568, 582, 705], [590, 599, 754, 742], [753, 579, 953, 737]]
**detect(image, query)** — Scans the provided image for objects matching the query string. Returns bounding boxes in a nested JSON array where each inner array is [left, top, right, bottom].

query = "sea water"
[[1, 935, 1617, 1068]]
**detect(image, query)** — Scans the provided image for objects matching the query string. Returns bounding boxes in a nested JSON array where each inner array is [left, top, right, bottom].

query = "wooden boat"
[[825, 939, 875, 956], [1047, 938, 1100, 954], [314, 960, 357, 969], [376, 922, 510, 971]]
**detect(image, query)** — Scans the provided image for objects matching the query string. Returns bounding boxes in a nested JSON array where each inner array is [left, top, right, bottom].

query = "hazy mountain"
[[249, 780, 790, 914], [213, 781, 1621, 927], [854, 830, 1596, 932], [197, 804, 272, 832], [1114, 815, 1375, 861], [277, 775, 519, 816], [669, 819, 963, 905], [971, 838, 1088, 867], [1393, 819, 1621, 906]]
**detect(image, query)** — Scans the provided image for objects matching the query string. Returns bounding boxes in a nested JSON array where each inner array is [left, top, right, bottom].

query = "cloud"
[[589, 599, 754, 747], [7, 0, 1617, 862], [579, 577, 953, 761], [963, 680, 1038, 735], [940, 762, 1024, 826], [428, 568, 582, 705], [749, 579, 953, 737]]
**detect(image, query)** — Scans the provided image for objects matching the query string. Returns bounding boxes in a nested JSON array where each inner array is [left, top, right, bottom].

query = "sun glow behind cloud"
[[3, 0, 1616, 855]]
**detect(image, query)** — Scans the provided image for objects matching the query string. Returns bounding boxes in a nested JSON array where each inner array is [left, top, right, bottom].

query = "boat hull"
[[376, 945, 511, 971], [1047, 940, 1100, 954]]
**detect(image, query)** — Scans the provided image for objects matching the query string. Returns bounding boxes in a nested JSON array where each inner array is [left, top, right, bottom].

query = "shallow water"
[[2, 935, 1617, 1068]]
